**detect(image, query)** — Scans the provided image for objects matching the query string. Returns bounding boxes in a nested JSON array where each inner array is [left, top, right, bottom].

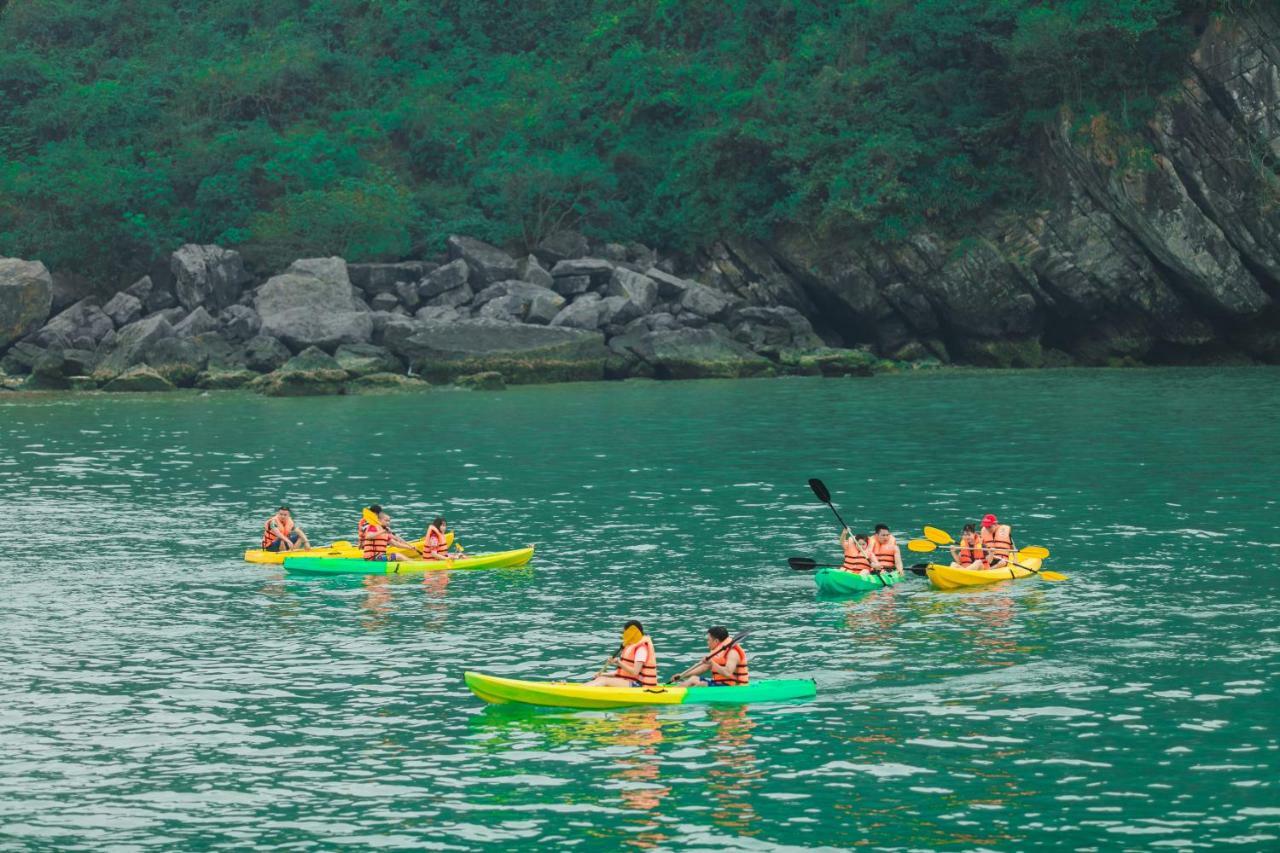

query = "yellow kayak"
[[244, 532, 453, 564], [927, 556, 1043, 590], [464, 671, 816, 709], [282, 546, 534, 575]]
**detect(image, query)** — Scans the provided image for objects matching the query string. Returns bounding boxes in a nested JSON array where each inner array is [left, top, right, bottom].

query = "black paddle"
[[668, 629, 753, 684], [591, 643, 625, 679], [807, 478, 886, 588], [790, 556, 895, 575]]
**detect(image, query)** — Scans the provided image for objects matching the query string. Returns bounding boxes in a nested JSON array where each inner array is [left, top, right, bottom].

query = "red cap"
[[982, 514, 997, 526]]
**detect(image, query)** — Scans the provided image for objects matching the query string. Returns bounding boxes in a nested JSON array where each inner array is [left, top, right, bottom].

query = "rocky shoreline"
[[0, 236, 909, 395]]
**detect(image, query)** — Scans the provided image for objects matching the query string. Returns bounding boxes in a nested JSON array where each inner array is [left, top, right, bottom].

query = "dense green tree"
[[0, 0, 1217, 282]]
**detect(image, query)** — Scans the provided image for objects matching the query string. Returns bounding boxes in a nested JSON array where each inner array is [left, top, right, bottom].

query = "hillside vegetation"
[[0, 0, 1217, 280]]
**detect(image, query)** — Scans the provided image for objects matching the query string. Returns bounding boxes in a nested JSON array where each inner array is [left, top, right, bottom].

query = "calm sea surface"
[[1, 369, 1277, 850]]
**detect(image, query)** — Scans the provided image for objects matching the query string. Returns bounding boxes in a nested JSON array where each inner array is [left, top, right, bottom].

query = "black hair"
[[431, 516, 445, 528], [369, 504, 382, 514], [277, 506, 291, 512], [874, 523, 889, 533], [962, 523, 976, 533], [855, 533, 870, 543], [623, 619, 643, 634], [707, 626, 729, 642]]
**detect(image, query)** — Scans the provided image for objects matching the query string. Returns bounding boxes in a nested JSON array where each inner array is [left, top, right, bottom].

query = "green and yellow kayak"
[[926, 556, 1043, 590], [464, 671, 816, 709], [814, 567, 904, 595], [244, 532, 454, 564], [281, 545, 534, 575]]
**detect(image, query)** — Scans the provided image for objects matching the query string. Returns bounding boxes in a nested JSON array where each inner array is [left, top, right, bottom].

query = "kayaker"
[[839, 529, 881, 574], [262, 506, 310, 552], [423, 516, 456, 560], [358, 504, 383, 548], [869, 524, 903, 574], [979, 514, 1016, 569], [362, 510, 420, 562], [949, 523, 986, 568], [588, 620, 658, 687], [674, 627, 749, 687]]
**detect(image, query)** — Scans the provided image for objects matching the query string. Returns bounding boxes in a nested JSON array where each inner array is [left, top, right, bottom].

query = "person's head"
[[706, 626, 729, 649], [621, 620, 644, 646], [276, 506, 291, 520], [874, 524, 890, 541], [855, 534, 870, 545], [368, 504, 383, 515], [378, 511, 392, 526], [982, 513, 997, 528], [962, 523, 976, 535], [431, 516, 446, 531]]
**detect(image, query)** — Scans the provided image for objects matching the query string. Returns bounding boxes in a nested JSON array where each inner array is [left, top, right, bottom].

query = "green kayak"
[[281, 546, 534, 575], [814, 567, 904, 595]]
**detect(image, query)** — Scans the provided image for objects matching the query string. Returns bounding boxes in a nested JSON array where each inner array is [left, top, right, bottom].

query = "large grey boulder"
[[334, 343, 403, 376], [36, 298, 114, 350], [611, 327, 772, 379], [173, 306, 220, 338], [348, 262, 431, 296], [255, 257, 373, 351], [102, 365, 175, 393], [679, 283, 739, 322], [604, 268, 659, 313], [550, 258, 614, 286], [549, 293, 607, 330], [446, 235, 519, 286], [145, 336, 210, 387], [101, 292, 143, 328], [415, 305, 464, 324], [550, 274, 592, 298], [96, 314, 174, 376], [732, 306, 824, 352], [171, 244, 251, 312], [0, 258, 53, 351], [535, 230, 590, 264], [419, 258, 470, 301], [370, 292, 400, 312], [252, 346, 349, 397], [241, 335, 292, 373], [517, 255, 555, 290], [219, 304, 261, 342], [645, 268, 695, 300], [474, 281, 565, 324], [393, 318, 610, 383]]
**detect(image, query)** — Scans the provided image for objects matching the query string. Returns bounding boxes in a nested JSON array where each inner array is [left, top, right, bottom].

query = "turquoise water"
[[2, 369, 1278, 849]]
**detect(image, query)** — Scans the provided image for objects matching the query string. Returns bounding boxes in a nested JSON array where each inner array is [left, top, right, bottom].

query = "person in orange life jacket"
[[839, 528, 882, 574], [262, 506, 310, 552], [674, 626, 749, 687], [422, 516, 457, 560], [949, 523, 987, 568], [362, 510, 420, 562], [588, 620, 659, 687], [869, 523, 903, 573], [357, 504, 383, 548], [979, 513, 1016, 569]]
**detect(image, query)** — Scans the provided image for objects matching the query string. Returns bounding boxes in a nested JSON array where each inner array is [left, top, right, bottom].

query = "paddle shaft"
[[593, 644, 625, 679]]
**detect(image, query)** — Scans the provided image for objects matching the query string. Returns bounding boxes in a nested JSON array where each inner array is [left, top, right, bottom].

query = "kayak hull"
[[245, 533, 453, 564], [464, 672, 816, 710], [814, 568, 904, 595], [926, 557, 1043, 590], [281, 546, 534, 575]]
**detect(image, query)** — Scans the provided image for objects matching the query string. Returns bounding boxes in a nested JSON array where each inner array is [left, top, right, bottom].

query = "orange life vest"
[[981, 525, 1013, 560], [362, 524, 391, 560], [425, 526, 447, 557], [870, 534, 899, 570], [262, 515, 294, 549], [710, 643, 749, 685], [957, 533, 985, 566], [842, 541, 872, 572], [615, 635, 658, 686]]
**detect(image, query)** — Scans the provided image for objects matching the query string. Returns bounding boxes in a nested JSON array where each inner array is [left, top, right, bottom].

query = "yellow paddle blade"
[[330, 540, 351, 548], [362, 508, 379, 526], [1039, 570, 1068, 581], [923, 526, 954, 545], [907, 539, 938, 552], [1019, 545, 1050, 560]]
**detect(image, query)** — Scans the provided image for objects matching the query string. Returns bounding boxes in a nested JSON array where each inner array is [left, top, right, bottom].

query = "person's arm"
[[839, 527, 850, 545], [617, 646, 648, 678], [296, 527, 310, 549], [861, 541, 881, 569]]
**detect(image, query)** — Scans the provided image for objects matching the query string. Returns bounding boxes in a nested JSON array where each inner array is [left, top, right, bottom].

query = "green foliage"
[[0, 0, 1211, 280]]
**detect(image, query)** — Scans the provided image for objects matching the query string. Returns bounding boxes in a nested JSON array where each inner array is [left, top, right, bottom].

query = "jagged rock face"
[[171, 244, 251, 312], [749, 7, 1280, 366], [255, 257, 373, 351]]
